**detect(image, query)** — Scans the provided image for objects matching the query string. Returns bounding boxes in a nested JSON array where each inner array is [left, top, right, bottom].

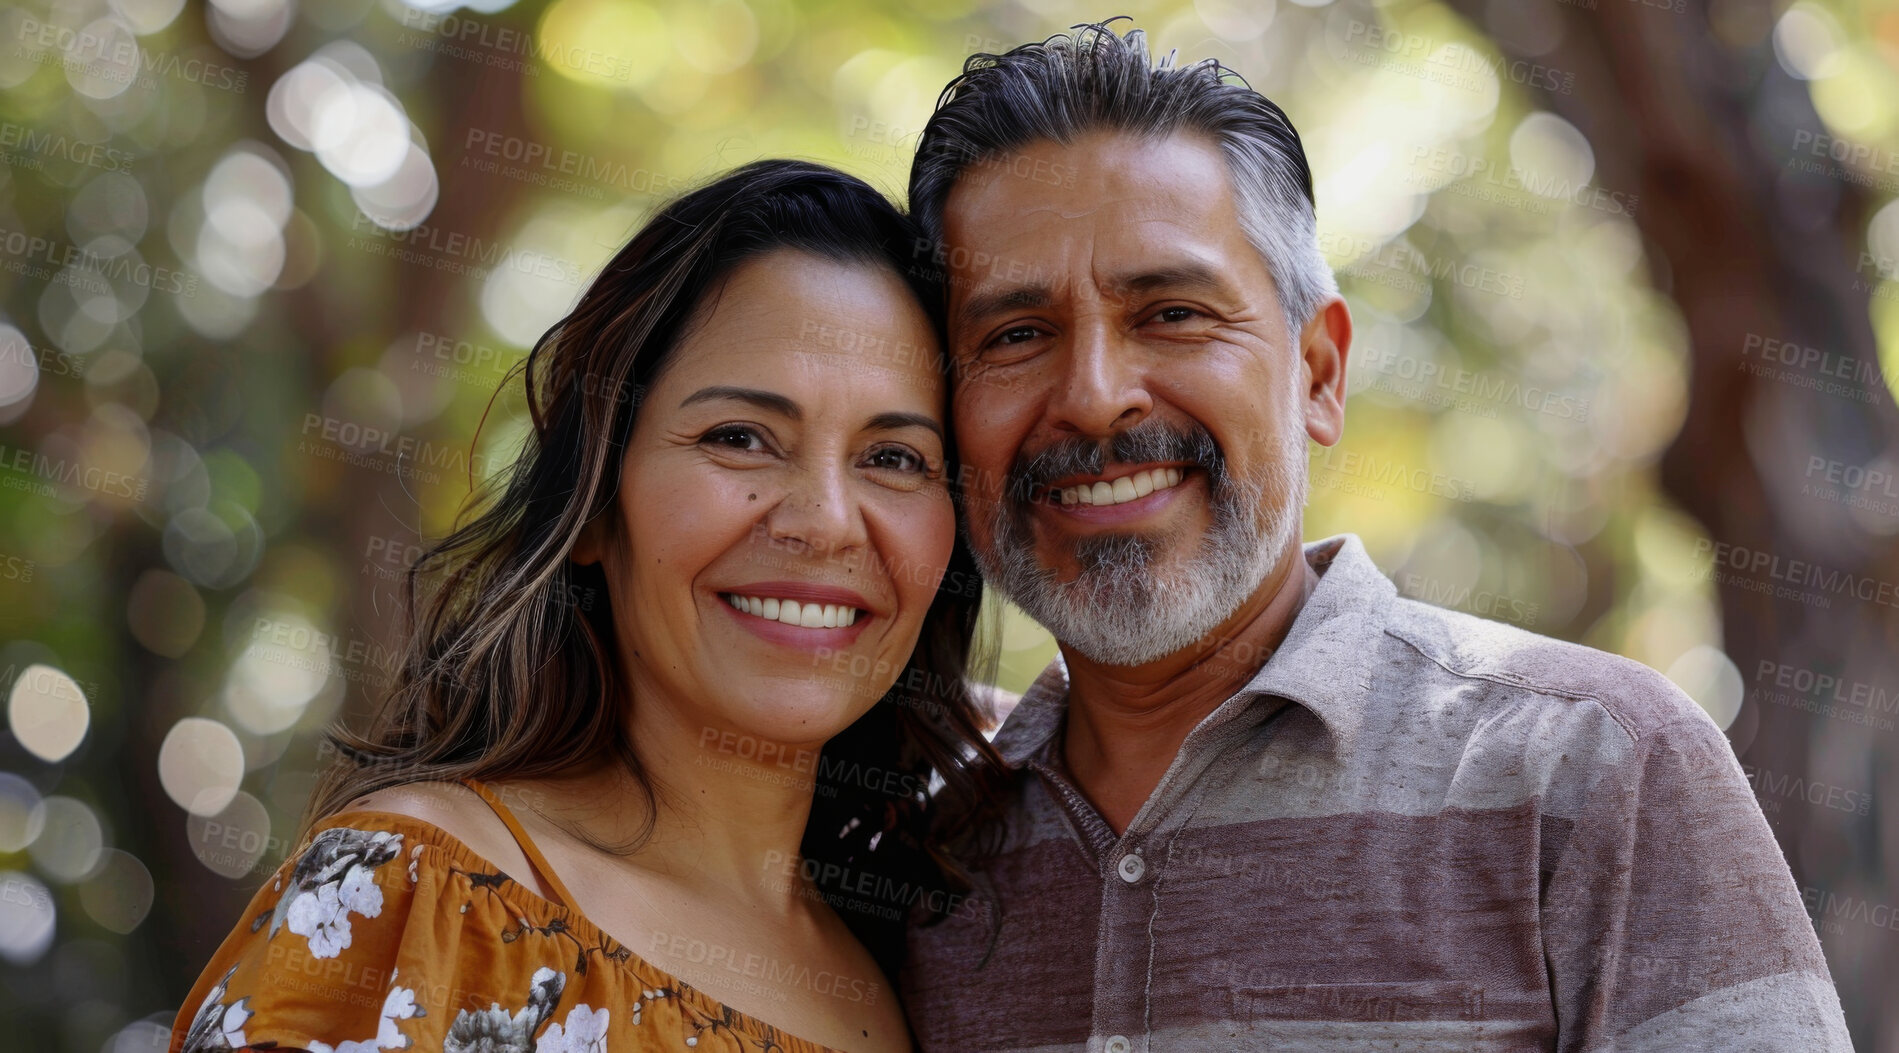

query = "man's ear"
[[1299, 296, 1352, 447]]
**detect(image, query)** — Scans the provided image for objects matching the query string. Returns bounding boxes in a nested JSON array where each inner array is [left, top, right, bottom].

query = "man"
[[899, 21, 1851, 1052]]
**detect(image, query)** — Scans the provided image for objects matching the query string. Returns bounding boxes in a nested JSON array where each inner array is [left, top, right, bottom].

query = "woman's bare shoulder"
[[334, 780, 551, 897]]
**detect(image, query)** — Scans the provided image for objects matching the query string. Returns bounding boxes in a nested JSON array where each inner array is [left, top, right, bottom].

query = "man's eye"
[[1153, 306, 1199, 323], [992, 325, 1041, 347]]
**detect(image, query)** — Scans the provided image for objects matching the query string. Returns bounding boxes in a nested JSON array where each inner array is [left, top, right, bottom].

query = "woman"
[[172, 161, 1003, 1053]]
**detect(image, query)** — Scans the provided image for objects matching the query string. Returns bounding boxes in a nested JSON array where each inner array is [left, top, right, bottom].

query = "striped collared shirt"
[[902, 533, 1849, 1052]]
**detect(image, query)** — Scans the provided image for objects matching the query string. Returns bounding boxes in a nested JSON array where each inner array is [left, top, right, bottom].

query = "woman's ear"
[[569, 512, 605, 567]]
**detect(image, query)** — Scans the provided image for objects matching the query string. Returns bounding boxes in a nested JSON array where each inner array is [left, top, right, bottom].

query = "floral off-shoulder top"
[[170, 779, 847, 1053]]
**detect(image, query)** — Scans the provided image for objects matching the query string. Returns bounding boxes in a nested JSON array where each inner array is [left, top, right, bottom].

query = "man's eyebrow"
[[1100, 262, 1234, 302], [864, 411, 944, 441], [678, 386, 801, 419], [956, 284, 1053, 333], [955, 262, 1239, 331]]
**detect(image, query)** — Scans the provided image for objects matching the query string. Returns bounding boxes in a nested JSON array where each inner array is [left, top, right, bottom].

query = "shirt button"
[[1105, 1036, 1132, 1053], [1116, 852, 1145, 883]]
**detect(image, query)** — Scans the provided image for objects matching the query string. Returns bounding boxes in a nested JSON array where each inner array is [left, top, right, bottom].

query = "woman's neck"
[[522, 688, 830, 920]]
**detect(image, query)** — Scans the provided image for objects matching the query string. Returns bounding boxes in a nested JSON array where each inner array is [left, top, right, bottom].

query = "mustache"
[[1005, 418, 1226, 501]]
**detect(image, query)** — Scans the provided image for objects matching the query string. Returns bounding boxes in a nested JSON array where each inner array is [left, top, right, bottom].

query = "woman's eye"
[[701, 424, 767, 452], [864, 445, 928, 474]]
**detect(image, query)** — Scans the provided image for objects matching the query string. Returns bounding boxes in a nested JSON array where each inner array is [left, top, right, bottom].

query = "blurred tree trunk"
[[1439, 1, 1899, 1048], [156, 15, 538, 1023]]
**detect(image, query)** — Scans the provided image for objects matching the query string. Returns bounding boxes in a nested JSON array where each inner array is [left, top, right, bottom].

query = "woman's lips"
[[712, 582, 877, 650]]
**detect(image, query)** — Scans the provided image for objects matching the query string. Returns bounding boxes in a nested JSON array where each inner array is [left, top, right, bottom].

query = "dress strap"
[[460, 778, 583, 912]]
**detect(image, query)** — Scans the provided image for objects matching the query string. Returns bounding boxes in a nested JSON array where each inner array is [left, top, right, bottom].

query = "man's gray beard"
[[973, 431, 1308, 668]]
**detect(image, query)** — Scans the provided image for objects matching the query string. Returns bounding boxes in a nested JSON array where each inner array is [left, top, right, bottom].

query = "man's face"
[[941, 130, 1346, 666]]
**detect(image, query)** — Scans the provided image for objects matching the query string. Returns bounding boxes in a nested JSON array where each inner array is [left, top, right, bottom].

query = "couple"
[[174, 22, 1849, 1053]]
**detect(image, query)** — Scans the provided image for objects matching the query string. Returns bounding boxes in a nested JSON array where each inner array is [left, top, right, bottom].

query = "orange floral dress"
[[170, 779, 850, 1053]]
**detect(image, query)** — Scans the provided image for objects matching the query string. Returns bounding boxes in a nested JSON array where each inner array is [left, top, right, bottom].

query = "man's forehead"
[[945, 140, 1229, 235], [939, 134, 1237, 277]]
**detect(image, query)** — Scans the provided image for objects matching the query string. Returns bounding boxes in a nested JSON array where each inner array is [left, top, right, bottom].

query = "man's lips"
[[1031, 464, 1196, 508]]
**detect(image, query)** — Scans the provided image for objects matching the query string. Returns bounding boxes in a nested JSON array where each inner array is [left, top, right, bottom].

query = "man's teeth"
[[724, 594, 860, 627], [1056, 467, 1185, 507]]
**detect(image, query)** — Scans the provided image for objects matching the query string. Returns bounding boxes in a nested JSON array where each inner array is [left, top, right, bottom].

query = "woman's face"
[[576, 249, 955, 754]]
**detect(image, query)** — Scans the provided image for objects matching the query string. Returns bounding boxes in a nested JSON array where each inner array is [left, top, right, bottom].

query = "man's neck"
[[1058, 542, 1319, 836]]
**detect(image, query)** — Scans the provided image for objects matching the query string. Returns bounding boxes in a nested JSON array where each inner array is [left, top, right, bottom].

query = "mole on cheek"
[[749, 493, 757, 501]]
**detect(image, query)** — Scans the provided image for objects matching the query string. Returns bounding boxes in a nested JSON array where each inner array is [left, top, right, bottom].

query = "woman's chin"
[[706, 690, 878, 755]]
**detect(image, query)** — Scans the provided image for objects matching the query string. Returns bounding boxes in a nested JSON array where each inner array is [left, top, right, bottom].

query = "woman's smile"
[[713, 581, 878, 650]]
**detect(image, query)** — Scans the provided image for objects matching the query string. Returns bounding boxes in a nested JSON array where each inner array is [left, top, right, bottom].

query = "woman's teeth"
[[724, 594, 860, 628], [1054, 467, 1185, 507]]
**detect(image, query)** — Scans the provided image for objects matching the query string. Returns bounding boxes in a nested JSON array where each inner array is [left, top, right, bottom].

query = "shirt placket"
[[1028, 759, 1152, 1053], [1029, 699, 1282, 1053]]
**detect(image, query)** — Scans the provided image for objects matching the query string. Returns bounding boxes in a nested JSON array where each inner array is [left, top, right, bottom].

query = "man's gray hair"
[[908, 20, 1338, 337]]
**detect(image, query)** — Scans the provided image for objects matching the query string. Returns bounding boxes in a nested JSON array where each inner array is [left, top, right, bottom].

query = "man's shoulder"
[[1381, 593, 1715, 745]]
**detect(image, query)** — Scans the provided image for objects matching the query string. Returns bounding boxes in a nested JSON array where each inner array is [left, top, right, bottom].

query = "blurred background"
[[2, 0, 1897, 1048]]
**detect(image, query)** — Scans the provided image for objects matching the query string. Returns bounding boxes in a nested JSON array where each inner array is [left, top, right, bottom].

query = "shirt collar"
[[991, 533, 1395, 769]]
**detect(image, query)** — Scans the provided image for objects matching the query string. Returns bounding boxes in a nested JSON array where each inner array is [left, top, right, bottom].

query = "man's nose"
[[1043, 318, 1152, 437]]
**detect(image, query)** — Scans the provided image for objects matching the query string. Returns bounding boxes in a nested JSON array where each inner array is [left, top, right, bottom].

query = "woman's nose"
[[759, 464, 868, 562]]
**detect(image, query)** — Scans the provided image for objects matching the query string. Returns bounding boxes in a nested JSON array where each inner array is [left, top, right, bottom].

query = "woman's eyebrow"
[[678, 386, 801, 418], [865, 411, 944, 441]]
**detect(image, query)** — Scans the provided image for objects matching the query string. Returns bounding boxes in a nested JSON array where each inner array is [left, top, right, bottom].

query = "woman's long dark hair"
[[305, 159, 1006, 975]]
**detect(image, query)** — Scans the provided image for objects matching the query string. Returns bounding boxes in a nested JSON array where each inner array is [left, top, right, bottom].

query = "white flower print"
[[378, 983, 421, 1047], [443, 966, 566, 1053], [179, 967, 252, 1053], [286, 882, 353, 958], [272, 828, 401, 959], [304, 979, 425, 1053], [536, 1005, 608, 1053], [339, 858, 385, 918]]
